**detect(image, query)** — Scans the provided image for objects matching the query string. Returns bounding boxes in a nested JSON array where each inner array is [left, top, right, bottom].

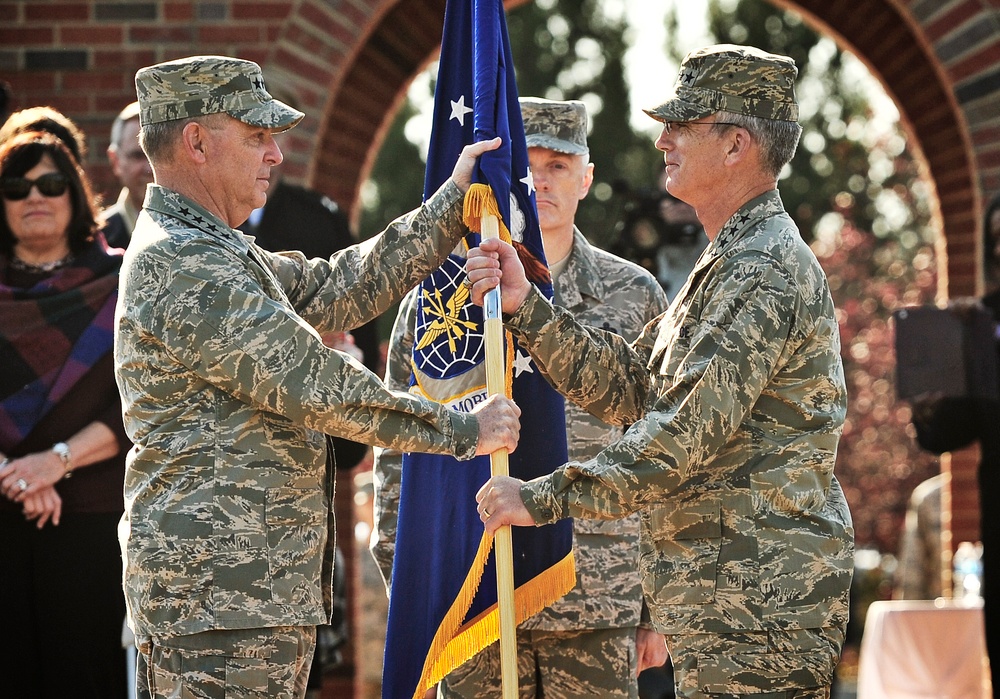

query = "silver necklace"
[[9, 253, 75, 273]]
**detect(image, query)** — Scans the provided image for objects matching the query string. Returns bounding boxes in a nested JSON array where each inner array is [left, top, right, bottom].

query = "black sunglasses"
[[0, 173, 71, 201]]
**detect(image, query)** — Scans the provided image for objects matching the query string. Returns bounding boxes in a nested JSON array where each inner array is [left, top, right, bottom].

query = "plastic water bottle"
[[953, 540, 984, 600]]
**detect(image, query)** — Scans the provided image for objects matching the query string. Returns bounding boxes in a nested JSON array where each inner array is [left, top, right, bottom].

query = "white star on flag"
[[513, 349, 534, 377], [519, 167, 535, 196], [449, 95, 473, 126]]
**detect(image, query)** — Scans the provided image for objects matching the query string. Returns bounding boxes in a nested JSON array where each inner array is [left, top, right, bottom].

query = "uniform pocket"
[[641, 500, 722, 605]]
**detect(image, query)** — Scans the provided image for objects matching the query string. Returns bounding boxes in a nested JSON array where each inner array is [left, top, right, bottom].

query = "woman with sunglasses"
[[0, 130, 130, 699]]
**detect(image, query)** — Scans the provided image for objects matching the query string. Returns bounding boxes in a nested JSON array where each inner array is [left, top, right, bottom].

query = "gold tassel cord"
[[414, 537, 577, 695], [432, 550, 576, 685], [412, 532, 496, 699], [462, 183, 516, 398], [463, 183, 513, 245]]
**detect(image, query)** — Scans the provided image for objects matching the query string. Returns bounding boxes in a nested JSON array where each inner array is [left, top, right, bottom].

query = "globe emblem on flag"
[[413, 254, 485, 380], [509, 191, 526, 243]]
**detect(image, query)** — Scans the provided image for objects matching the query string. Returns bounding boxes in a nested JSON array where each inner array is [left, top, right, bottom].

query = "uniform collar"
[[144, 184, 252, 256], [556, 228, 606, 309], [688, 189, 785, 277]]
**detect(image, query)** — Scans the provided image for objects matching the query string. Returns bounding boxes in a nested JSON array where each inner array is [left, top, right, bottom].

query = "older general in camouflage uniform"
[[469, 45, 854, 699], [114, 55, 519, 699], [372, 98, 670, 698]]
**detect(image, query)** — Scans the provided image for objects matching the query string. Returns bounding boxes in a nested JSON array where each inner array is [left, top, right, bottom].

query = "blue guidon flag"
[[381, 0, 575, 697]]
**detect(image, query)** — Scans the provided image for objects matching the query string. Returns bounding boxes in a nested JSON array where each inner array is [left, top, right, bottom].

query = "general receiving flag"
[[381, 1, 575, 697]]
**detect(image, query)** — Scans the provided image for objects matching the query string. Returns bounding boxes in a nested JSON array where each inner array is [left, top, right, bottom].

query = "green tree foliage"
[[506, 0, 663, 248], [358, 100, 425, 242]]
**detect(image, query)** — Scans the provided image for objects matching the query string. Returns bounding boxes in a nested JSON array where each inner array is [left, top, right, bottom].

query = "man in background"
[[102, 102, 152, 248], [893, 473, 944, 600]]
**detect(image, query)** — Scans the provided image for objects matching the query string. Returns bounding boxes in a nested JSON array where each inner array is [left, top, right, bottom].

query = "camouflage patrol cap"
[[520, 97, 589, 156], [644, 44, 799, 123], [135, 55, 304, 130]]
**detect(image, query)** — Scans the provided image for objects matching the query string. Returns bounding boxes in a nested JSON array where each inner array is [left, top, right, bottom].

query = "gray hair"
[[713, 111, 801, 179], [139, 112, 228, 164], [109, 102, 141, 152]]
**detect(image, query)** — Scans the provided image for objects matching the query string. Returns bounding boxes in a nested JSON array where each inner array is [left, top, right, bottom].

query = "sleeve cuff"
[[521, 474, 565, 525], [425, 179, 465, 234], [448, 409, 480, 461]]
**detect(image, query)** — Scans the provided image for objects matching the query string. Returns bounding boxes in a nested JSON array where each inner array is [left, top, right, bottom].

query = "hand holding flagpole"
[[481, 214, 519, 699]]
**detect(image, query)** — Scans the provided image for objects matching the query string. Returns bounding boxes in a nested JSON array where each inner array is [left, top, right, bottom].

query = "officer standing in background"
[[102, 102, 152, 248]]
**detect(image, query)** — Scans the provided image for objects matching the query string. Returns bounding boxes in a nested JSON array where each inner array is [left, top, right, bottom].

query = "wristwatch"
[[52, 441, 73, 478]]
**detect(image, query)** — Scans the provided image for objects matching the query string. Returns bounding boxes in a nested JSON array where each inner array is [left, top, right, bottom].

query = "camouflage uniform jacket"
[[371, 229, 668, 631], [115, 182, 479, 639], [509, 191, 853, 666]]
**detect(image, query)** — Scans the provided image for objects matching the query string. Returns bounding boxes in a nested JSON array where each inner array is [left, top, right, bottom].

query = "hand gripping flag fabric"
[[382, 1, 575, 697]]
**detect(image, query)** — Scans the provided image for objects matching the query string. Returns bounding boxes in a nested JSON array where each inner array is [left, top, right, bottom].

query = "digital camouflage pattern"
[[371, 230, 668, 697], [440, 627, 637, 699], [509, 190, 853, 692], [521, 97, 589, 155], [115, 179, 479, 640], [135, 55, 303, 129], [644, 44, 799, 123], [523, 230, 669, 631], [670, 627, 843, 698], [371, 230, 667, 621]]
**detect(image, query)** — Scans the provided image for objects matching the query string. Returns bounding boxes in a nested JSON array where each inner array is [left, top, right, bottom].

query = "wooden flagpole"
[[481, 214, 518, 699]]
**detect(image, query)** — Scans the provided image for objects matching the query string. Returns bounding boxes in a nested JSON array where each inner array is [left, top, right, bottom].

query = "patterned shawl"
[[0, 238, 122, 453]]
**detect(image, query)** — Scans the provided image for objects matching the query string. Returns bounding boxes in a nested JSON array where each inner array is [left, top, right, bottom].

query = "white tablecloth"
[[857, 598, 991, 698]]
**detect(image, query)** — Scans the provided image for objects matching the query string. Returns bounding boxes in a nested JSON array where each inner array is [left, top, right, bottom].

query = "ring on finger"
[[16, 478, 28, 492]]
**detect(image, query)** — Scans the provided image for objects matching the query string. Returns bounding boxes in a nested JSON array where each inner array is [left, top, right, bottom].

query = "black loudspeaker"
[[893, 305, 998, 400]]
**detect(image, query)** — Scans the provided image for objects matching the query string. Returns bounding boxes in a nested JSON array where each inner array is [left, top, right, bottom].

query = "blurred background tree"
[[358, 0, 942, 559]]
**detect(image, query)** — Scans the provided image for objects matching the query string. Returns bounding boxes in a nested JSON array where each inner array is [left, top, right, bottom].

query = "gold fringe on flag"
[[413, 533, 576, 698]]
